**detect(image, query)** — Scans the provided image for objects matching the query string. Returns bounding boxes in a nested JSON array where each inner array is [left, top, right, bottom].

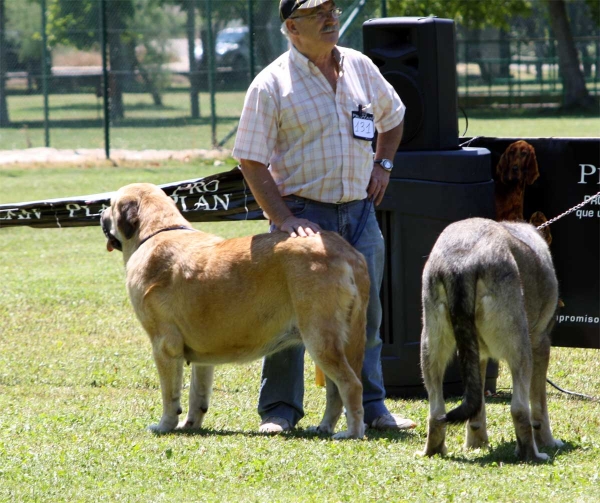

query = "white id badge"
[[352, 109, 375, 141]]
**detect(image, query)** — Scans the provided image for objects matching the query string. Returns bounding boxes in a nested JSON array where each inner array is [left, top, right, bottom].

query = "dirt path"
[[0, 147, 231, 166]]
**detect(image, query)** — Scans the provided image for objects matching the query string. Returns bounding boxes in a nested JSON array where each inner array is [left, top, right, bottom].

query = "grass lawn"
[[0, 160, 599, 501], [458, 108, 600, 139], [1, 91, 246, 151]]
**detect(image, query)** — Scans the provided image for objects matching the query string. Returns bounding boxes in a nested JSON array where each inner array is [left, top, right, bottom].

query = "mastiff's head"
[[101, 183, 189, 255]]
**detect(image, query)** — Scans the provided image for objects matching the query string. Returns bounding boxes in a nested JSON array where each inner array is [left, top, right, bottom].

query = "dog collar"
[[138, 226, 196, 248]]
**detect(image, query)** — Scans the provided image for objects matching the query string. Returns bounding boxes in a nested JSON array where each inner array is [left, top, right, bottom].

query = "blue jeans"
[[258, 196, 390, 425]]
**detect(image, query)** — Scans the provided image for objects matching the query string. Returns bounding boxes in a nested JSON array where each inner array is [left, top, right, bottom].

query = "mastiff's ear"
[[117, 199, 139, 240]]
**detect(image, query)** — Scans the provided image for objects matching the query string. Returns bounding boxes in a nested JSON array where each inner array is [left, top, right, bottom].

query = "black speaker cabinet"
[[363, 17, 459, 151], [376, 148, 498, 397]]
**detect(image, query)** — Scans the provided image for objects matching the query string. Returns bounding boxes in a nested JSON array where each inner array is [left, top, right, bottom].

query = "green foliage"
[[127, 1, 186, 91], [5, 0, 43, 61], [48, 0, 134, 48], [387, 0, 532, 30], [46, 0, 123, 49], [585, 0, 600, 26]]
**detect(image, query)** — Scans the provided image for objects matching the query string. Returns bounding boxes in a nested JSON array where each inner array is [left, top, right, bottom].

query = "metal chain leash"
[[536, 191, 600, 230]]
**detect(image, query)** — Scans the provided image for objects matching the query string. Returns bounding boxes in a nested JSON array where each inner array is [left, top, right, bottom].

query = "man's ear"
[[117, 200, 139, 240], [286, 18, 299, 35]]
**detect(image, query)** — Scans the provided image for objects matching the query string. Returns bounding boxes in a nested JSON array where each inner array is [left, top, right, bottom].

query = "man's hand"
[[278, 215, 321, 238], [369, 121, 403, 206], [367, 164, 391, 206], [240, 159, 321, 238]]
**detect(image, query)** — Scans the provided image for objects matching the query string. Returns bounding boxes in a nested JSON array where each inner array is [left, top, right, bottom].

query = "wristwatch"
[[374, 158, 394, 172]]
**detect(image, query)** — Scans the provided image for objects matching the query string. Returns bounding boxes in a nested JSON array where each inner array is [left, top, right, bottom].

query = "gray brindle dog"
[[420, 218, 563, 461]]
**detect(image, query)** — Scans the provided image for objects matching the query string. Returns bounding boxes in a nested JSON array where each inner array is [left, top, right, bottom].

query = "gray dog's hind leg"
[[530, 336, 563, 450], [421, 327, 453, 457], [179, 364, 214, 430], [465, 358, 489, 449], [509, 348, 549, 462]]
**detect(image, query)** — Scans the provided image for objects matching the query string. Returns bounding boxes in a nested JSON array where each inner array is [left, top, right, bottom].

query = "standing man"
[[233, 0, 416, 433]]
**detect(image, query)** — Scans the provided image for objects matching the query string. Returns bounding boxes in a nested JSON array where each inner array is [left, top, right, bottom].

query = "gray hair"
[[280, 21, 290, 39]]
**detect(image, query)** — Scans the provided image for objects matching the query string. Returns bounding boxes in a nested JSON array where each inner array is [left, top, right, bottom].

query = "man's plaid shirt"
[[233, 45, 405, 203]]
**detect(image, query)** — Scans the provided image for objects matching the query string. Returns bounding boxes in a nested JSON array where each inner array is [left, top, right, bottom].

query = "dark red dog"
[[494, 140, 539, 221]]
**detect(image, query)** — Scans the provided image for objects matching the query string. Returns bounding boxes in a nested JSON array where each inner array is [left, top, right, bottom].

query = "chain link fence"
[[457, 35, 599, 108], [0, 0, 384, 153], [0, 0, 598, 154]]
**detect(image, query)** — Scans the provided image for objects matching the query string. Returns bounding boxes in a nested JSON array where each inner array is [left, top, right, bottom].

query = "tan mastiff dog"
[[101, 183, 369, 439], [420, 218, 563, 461]]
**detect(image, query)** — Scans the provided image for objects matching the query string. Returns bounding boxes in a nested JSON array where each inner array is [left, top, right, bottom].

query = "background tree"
[[47, 0, 133, 120], [388, 0, 531, 83], [386, 0, 598, 111], [5, 0, 43, 91], [544, 0, 596, 110], [47, 0, 181, 120]]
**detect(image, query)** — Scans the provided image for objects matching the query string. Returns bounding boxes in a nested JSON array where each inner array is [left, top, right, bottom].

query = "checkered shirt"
[[232, 45, 405, 203]]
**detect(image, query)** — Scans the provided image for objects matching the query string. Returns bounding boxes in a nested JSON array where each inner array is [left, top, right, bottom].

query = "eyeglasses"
[[291, 7, 342, 21]]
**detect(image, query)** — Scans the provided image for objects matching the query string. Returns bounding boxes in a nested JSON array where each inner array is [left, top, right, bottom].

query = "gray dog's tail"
[[439, 273, 483, 425]]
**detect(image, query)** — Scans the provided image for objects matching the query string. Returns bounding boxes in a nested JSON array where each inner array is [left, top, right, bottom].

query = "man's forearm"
[[375, 122, 404, 160], [367, 122, 404, 206], [239, 159, 293, 227]]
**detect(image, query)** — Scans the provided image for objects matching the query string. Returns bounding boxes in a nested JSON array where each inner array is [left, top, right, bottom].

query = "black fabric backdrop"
[[466, 137, 599, 349], [0, 167, 263, 228]]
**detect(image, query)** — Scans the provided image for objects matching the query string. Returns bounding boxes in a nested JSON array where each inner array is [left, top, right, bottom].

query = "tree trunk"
[[545, 0, 596, 110], [126, 40, 162, 106], [0, 0, 9, 126]]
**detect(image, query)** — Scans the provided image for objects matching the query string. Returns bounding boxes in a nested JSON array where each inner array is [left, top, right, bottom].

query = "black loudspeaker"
[[363, 17, 459, 151]]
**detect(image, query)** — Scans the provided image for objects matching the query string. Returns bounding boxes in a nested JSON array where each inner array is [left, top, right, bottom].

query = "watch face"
[[381, 159, 393, 170]]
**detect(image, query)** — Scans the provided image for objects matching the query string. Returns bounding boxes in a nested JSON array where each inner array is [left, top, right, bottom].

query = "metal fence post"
[[41, 0, 49, 147], [188, 0, 200, 118], [248, 0, 255, 81], [0, 0, 7, 126], [99, 0, 110, 159], [206, 0, 216, 147]]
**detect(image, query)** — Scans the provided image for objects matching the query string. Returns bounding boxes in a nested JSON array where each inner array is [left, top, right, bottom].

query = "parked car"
[[195, 26, 249, 70], [193, 26, 254, 88], [214, 26, 249, 70]]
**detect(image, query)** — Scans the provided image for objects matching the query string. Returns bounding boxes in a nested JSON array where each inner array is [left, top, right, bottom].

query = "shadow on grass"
[[153, 426, 417, 442], [439, 439, 578, 466]]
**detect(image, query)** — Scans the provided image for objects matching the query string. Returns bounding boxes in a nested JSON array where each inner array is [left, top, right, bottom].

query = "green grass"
[[458, 108, 600, 139], [0, 161, 599, 501], [1, 91, 598, 151], [1, 91, 247, 150]]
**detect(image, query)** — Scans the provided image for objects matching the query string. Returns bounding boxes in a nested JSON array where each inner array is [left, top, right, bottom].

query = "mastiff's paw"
[[147, 416, 179, 434]]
